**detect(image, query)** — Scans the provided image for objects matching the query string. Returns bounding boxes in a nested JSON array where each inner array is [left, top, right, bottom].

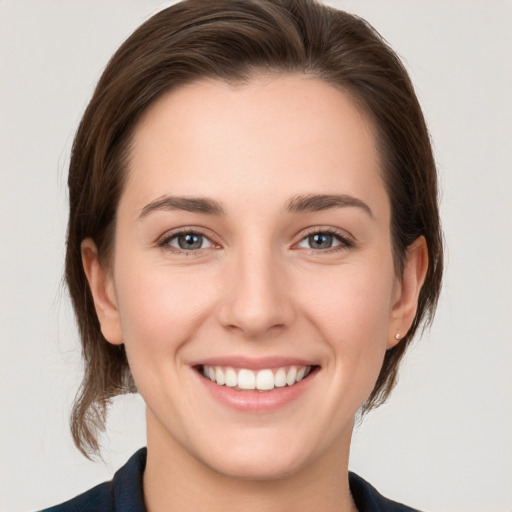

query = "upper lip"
[[190, 356, 319, 370]]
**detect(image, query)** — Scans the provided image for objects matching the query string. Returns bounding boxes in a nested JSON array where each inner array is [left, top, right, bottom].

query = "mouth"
[[196, 364, 320, 392]]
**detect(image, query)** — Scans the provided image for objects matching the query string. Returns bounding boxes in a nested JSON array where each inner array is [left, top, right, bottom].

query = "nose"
[[216, 246, 295, 339]]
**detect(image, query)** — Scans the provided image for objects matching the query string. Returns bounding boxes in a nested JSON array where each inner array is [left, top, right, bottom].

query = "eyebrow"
[[138, 195, 225, 219], [138, 193, 373, 219], [285, 193, 374, 218]]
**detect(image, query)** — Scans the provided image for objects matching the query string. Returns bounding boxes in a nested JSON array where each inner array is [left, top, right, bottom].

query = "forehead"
[[122, 74, 387, 218]]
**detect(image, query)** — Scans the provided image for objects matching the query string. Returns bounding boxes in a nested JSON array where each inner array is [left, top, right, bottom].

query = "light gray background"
[[1, 1, 511, 511]]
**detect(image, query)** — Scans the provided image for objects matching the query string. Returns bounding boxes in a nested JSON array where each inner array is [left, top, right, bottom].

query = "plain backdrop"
[[1, 1, 511, 511]]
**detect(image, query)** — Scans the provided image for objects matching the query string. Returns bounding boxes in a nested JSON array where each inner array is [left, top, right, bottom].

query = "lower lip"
[[195, 368, 318, 413]]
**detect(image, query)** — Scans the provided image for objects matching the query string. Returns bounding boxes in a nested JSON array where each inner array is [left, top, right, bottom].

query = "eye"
[[161, 231, 214, 251], [297, 230, 352, 251]]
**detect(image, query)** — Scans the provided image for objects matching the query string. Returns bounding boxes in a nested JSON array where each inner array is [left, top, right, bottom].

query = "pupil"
[[310, 233, 332, 249], [178, 233, 202, 250]]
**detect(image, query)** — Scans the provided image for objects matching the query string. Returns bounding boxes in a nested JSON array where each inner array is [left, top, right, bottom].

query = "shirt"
[[38, 448, 421, 512]]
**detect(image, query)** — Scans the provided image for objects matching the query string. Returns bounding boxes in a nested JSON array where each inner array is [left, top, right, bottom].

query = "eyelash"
[[157, 227, 355, 254], [158, 227, 217, 255], [297, 227, 355, 253]]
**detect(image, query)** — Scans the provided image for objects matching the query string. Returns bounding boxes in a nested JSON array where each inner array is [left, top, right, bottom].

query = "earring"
[[394, 332, 401, 341]]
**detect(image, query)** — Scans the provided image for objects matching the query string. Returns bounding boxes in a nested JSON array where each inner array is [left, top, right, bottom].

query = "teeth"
[[296, 367, 306, 382], [238, 369, 256, 390], [286, 366, 297, 386], [225, 367, 237, 387], [274, 368, 287, 388], [215, 367, 226, 385], [256, 369, 274, 391], [201, 365, 313, 391]]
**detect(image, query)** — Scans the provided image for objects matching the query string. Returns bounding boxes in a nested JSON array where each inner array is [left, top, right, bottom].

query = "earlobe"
[[388, 236, 429, 348], [81, 238, 123, 345]]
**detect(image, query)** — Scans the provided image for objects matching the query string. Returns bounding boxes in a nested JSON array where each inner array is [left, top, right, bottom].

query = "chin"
[[206, 450, 307, 482], [194, 428, 320, 482]]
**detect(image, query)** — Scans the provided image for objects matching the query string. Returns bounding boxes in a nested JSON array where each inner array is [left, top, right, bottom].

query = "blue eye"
[[164, 232, 213, 251], [297, 231, 351, 250], [307, 233, 335, 249]]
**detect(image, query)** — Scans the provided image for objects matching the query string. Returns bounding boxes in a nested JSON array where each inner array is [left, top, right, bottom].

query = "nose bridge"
[[218, 237, 293, 337]]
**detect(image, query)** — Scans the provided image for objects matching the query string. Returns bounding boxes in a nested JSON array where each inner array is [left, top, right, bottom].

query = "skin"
[[82, 74, 428, 512]]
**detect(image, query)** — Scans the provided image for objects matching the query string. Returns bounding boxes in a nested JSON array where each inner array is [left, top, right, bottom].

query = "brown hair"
[[66, 0, 443, 457]]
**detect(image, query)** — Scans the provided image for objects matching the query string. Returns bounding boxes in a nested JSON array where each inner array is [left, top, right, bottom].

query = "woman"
[[41, 0, 442, 510]]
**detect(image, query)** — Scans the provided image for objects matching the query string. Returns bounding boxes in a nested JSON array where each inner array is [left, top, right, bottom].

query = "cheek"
[[303, 262, 394, 335], [298, 258, 395, 377], [113, 259, 219, 357]]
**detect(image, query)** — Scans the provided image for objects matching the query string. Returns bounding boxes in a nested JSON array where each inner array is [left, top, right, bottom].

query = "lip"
[[191, 358, 320, 413]]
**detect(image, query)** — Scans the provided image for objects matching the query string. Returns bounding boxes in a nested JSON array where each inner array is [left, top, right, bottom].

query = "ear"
[[81, 238, 123, 345], [388, 236, 429, 348]]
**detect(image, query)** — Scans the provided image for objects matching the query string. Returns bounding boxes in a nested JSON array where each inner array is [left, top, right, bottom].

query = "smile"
[[201, 365, 313, 391]]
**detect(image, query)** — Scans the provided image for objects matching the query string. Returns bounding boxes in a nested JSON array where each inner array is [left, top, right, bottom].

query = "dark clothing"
[[39, 448, 420, 512]]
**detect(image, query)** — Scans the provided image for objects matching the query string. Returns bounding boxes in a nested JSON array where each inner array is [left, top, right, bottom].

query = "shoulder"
[[36, 481, 113, 512], [349, 472, 422, 512], [37, 448, 147, 512]]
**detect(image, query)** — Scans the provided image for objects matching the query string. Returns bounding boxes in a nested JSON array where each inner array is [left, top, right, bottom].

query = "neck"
[[143, 412, 357, 512]]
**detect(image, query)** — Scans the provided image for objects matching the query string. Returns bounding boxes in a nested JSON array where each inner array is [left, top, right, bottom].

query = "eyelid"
[[157, 226, 221, 252], [294, 226, 355, 251]]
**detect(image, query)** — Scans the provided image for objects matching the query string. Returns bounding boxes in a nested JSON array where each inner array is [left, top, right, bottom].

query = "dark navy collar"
[[349, 471, 421, 511], [41, 447, 420, 512], [112, 448, 147, 512]]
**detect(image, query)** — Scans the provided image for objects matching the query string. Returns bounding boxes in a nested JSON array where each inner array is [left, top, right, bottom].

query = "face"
[[84, 74, 425, 481]]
